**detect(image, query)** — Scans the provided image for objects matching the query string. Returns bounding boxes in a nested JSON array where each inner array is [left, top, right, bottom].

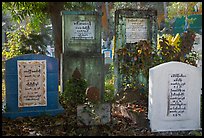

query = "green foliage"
[[190, 130, 202, 136], [2, 2, 52, 59], [158, 36, 179, 62], [2, 2, 47, 29], [116, 30, 198, 95], [113, 2, 138, 10], [2, 24, 49, 59], [62, 77, 88, 105], [80, 101, 102, 124], [104, 64, 115, 102], [2, 28, 23, 59], [2, 2, 97, 32], [64, 2, 95, 11], [19, 33, 49, 55], [167, 2, 201, 19], [116, 40, 154, 92], [104, 82, 115, 102], [158, 29, 198, 66]]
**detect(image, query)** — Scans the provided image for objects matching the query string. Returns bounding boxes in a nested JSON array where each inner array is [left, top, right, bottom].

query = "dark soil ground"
[[2, 91, 202, 136]]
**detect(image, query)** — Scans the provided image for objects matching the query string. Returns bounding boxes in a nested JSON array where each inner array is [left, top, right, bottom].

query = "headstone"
[[61, 11, 104, 101], [77, 103, 111, 126], [85, 86, 100, 103], [2, 54, 64, 119], [114, 9, 157, 93], [148, 61, 202, 132]]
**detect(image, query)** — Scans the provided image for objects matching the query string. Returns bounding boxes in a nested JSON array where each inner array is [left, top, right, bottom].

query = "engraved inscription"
[[167, 73, 188, 117], [126, 18, 147, 43], [18, 60, 47, 107], [70, 21, 95, 39]]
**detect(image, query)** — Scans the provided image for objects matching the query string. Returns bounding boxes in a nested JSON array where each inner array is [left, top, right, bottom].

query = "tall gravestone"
[[2, 54, 64, 119], [114, 9, 157, 94], [61, 11, 104, 100], [148, 61, 202, 132]]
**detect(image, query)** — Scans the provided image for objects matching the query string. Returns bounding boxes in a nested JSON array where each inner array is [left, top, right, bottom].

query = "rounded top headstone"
[[85, 86, 100, 103]]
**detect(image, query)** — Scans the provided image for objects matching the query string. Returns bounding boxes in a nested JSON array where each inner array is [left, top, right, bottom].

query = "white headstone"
[[148, 61, 202, 132]]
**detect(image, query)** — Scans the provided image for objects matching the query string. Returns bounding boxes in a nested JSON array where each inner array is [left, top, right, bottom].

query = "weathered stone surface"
[[77, 103, 111, 126]]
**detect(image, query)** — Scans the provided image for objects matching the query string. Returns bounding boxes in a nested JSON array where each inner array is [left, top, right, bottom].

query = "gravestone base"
[[77, 103, 111, 126], [2, 106, 64, 119]]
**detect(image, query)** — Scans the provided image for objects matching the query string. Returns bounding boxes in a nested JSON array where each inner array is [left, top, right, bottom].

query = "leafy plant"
[[62, 76, 88, 106], [2, 26, 25, 59], [158, 29, 198, 66], [2, 24, 49, 59], [157, 35, 179, 62], [104, 64, 115, 102], [80, 101, 101, 125], [116, 30, 198, 97], [104, 83, 115, 102], [116, 40, 154, 93], [19, 33, 49, 55]]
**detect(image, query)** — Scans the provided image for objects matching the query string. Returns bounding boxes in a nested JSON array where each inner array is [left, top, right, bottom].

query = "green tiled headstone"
[[114, 9, 158, 93], [61, 11, 104, 101]]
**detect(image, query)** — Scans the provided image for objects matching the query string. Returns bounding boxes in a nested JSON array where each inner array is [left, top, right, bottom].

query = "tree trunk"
[[47, 2, 64, 83], [48, 2, 64, 60]]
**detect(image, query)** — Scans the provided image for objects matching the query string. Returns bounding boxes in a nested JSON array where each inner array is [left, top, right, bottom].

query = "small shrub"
[[158, 29, 198, 66], [62, 77, 88, 106], [116, 40, 154, 92]]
